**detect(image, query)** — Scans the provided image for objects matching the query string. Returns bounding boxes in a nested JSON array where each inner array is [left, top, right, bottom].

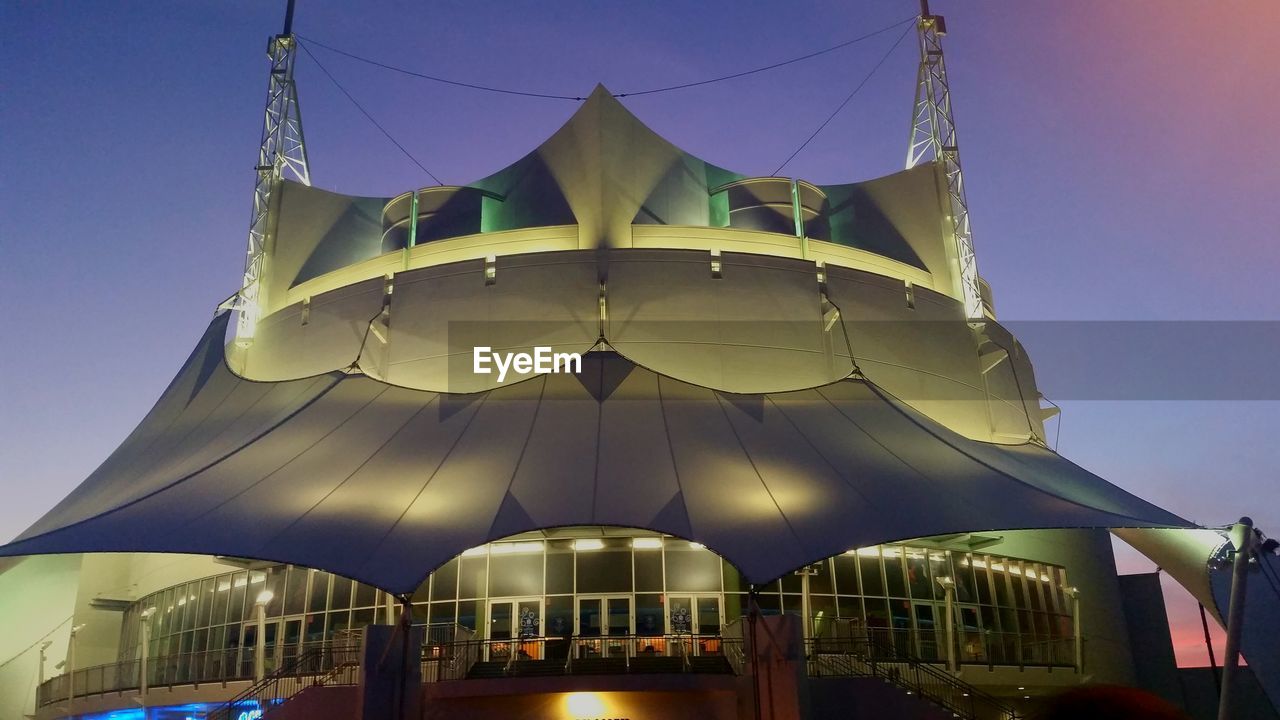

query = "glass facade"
[[119, 530, 1075, 670]]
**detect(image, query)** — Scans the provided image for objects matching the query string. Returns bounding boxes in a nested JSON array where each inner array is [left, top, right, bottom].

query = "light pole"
[[37, 640, 53, 697], [1064, 586, 1082, 673], [67, 624, 86, 704], [936, 577, 957, 673], [254, 590, 274, 682], [139, 607, 156, 696]]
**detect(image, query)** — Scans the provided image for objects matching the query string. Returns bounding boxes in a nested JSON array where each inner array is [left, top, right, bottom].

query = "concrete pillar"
[[937, 576, 957, 672], [748, 614, 809, 720], [358, 624, 423, 720]]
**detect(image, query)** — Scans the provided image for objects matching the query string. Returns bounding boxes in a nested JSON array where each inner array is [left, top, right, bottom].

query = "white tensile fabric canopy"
[[0, 314, 1191, 595]]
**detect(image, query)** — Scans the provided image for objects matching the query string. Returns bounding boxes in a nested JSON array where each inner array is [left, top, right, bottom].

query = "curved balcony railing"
[[35, 638, 356, 708]]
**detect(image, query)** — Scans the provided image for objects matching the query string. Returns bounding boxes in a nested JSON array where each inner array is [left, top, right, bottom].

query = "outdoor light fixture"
[[255, 589, 274, 606], [631, 538, 663, 550], [565, 691, 606, 717], [573, 539, 604, 551]]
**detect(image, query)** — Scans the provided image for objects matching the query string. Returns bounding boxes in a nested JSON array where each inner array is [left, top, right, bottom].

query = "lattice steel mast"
[[905, 0, 983, 320], [234, 0, 311, 343]]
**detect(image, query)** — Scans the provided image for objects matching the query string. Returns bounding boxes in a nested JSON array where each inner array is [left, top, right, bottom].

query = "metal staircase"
[[202, 642, 360, 720], [807, 636, 1020, 720]]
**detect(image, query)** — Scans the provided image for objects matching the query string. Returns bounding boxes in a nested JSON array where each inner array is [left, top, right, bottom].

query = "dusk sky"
[[3, 1, 1277, 667]]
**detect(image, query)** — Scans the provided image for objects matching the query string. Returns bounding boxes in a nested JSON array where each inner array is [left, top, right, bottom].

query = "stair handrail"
[[202, 640, 361, 720], [808, 634, 1020, 720]]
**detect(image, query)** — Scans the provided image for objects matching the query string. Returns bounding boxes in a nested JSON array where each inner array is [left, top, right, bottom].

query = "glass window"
[[928, 552, 951, 599], [330, 575, 353, 611], [634, 548, 663, 592], [354, 580, 378, 609], [429, 601, 456, 627], [180, 584, 198, 631], [635, 594, 664, 637], [412, 576, 431, 604], [458, 555, 488, 599], [883, 550, 906, 598], [430, 559, 458, 601], [330, 610, 351, 635], [810, 595, 836, 638], [837, 596, 862, 622], [229, 572, 249, 622], [211, 576, 230, 627], [974, 561, 993, 605], [410, 603, 429, 624], [457, 600, 480, 631], [992, 564, 1012, 607], [905, 551, 932, 599], [753, 593, 782, 616], [193, 578, 212, 629], [665, 543, 720, 592], [809, 559, 834, 595], [545, 540, 574, 595], [546, 596, 573, 639], [833, 555, 860, 596], [458, 550, 486, 597], [353, 607, 376, 628], [283, 567, 307, 616], [1010, 569, 1030, 610], [264, 571, 284, 617], [859, 553, 885, 596], [954, 557, 977, 604], [490, 551, 544, 597], [865, 598, 891, 630], [779, 571, 803, 594], [575, 540, 631, 594]]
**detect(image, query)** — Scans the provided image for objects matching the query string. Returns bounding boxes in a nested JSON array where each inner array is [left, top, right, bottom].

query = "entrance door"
[[488, 598, 543, 660], [279, 617, 302, 669], [666, 595, 721, 635], [576, 596, 632, 658], [239, 620, 280, 677], [667, 595, 722, 656]]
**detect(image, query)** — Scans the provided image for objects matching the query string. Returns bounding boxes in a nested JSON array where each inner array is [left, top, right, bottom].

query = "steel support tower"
[[906, 1, 983, 320], [234, 0, 311, 343]]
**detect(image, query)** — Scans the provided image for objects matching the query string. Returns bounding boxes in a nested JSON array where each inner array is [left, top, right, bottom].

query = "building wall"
[[0, 555, 81, 720], [984, 528, 1137, 685]]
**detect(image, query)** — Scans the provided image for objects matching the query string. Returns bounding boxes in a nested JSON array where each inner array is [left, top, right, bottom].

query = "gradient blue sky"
[[3, 1, 1277, 666]]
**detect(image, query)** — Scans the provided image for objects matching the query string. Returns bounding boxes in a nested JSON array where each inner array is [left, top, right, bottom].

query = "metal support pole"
[[254, 601, 268, 682], [1217, 517, 1255, 720], [937, 577, 957, 672], [1199, 603, 1221, 695], [140, 609, 154, 696], [1066, 586, 1082, 672], [800, 567, 812, 642]]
